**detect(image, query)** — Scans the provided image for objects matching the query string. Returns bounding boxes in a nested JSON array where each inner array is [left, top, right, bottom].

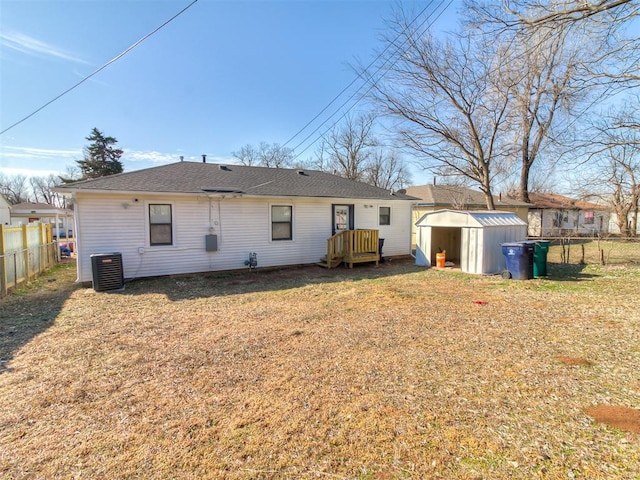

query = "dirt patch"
[[556, 356, 593, 366], [586, 405, 640, 434]]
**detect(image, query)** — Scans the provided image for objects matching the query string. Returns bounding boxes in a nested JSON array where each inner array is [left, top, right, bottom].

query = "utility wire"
[[289, 0, 633, 162], [549, 48, 640, 171], [281, 0, 439, 150], [289, 0, 454, 160], [0, 0, 199, 136], [557, 50, 640, 138]]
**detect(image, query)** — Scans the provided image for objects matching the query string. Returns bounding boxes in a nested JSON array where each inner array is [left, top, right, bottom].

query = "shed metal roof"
[[416, 209, 528, 228]]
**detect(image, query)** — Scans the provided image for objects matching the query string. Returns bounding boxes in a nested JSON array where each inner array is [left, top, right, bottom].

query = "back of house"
[[54, 162, 416, 284]]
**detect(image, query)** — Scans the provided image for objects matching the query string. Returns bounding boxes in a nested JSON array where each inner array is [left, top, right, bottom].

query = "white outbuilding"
[[415, 209, 528, 275]]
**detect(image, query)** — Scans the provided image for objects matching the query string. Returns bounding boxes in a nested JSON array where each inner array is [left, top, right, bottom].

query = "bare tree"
[[0, 174, 31, 204], [584, 108, 640, 236], [595, 147, 638, 236], [505, 28, 584, 202], [58, 165, 82, 185], [232, 142, 294, 168], [365, 150, 411, 191], [370, 15, 516, 209], [310, 113, 411, 189], [457, 0, 638, 204], [316, 114, 377, 181], [501, 0, 637, 27], [30, 175, 67, 207], [504, 161, 558, 198], [473, 1, 640, 85], [232, 144, 259, 166]]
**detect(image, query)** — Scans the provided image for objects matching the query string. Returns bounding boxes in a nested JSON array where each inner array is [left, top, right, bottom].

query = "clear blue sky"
[[0, 0, 460, 184]]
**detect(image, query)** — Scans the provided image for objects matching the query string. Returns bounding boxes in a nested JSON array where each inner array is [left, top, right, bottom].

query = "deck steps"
[[320, 230, 380, 269], [317, 255, 342, 269]]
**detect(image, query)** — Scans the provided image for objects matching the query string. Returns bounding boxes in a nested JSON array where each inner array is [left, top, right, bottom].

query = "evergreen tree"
[[76, 128, 124, 179]]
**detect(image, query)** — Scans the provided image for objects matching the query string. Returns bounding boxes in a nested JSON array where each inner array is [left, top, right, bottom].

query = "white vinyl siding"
[[73, 193, 413, 282], [371, 204, 412, 257]]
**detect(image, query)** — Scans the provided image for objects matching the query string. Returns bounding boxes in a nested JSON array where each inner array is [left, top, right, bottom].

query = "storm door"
[[332, 204, 354, 235]]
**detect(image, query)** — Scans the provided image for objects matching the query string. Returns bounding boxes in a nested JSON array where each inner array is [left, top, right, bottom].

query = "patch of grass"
[[1, 258, 639, 478], [546, 239, 640, 266], [6, 259, 77, 297]]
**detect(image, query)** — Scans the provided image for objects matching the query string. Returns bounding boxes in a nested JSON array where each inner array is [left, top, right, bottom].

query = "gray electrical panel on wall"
[[205, 234, 218, 252]]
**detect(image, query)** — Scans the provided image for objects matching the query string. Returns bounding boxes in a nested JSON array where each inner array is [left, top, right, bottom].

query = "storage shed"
[[415, 209, 528, 274]]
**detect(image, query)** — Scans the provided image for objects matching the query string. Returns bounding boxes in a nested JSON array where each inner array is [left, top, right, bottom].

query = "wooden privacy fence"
[[0, 223, 57, 297]]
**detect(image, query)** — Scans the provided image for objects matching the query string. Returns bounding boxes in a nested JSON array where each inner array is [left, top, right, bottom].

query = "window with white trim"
[[149, 204, 173, 246], [379, 206, 391, 226], [271, 205, 292, 240]]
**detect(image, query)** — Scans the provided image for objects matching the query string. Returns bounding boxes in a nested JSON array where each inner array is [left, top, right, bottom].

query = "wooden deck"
[[318, 229, 379, 269]]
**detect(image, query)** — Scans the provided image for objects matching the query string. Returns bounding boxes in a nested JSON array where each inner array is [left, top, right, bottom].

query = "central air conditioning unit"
[[90, 253, 124, 292]]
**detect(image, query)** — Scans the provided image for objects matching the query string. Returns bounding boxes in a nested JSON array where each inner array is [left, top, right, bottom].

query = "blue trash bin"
[[501, 241, 535, 280]]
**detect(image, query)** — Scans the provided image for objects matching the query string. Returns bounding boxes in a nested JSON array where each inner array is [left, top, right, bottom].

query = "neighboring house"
[[0, 194, 10, 224], [527, 193, 610, 237], [608, 212, 640, 236], [9, 202, 75, 237], [54, 161, 416, 284], [405, 184, 530, 250]]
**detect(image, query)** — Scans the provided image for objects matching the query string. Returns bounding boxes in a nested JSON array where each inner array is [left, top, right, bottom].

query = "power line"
[[557, 50, 640, 139], [280, 0, 440, 151], [0, 0, 199, 136], [290, 0, 634, 164], [289, 0, 455, 161]]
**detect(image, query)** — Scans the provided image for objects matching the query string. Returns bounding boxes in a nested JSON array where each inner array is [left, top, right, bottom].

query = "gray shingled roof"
[[55, 162, 416, 201], [405, 184, 530, 207]]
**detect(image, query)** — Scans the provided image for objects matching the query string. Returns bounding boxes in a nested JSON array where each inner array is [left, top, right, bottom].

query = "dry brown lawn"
[[1, 243, 639, 479]]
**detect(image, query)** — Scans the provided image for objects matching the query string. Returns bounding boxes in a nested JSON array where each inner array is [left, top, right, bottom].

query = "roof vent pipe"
[[202, 154, 207, 163], [433, 177, 437, 185], [180, 155, 184, 162]]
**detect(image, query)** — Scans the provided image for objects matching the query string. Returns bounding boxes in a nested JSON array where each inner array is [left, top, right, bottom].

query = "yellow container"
[[436, 252, 446, 268]]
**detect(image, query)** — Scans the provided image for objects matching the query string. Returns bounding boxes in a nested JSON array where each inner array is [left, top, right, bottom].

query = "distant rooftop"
[[527, 193, 605, 210], [10, 202, 72, 213], [405, 184, 530, 207]]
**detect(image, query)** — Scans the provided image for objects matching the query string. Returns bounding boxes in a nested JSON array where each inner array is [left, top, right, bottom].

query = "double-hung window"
[[272, 205, 292, 241], [149, 204, 173, 246], [379, 206, 391, 226]]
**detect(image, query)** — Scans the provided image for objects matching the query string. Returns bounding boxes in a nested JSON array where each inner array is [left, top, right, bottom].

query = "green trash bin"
[[533, 240, 550, 277]]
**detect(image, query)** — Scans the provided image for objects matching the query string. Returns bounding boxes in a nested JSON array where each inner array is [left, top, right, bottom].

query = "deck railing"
[[325, 229, 379, 268]]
